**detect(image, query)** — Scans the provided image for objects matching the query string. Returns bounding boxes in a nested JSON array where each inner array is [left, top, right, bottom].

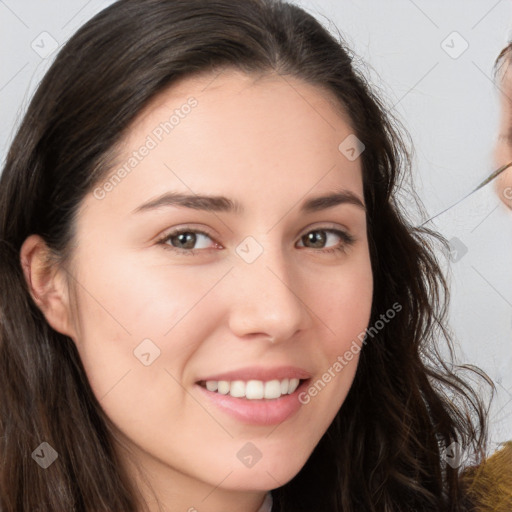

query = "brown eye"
[[298, 228, 355, 253], [170, 231, 199, 249], [158, 228, 219, 255], [302, 230, 327, 248]]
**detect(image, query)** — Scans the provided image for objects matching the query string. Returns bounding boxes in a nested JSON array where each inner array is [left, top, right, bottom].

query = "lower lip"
[[195, 380, 309, 426]]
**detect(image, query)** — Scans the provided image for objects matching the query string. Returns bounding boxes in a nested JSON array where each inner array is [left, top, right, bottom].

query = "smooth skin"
[[20, 69, 373, 512]]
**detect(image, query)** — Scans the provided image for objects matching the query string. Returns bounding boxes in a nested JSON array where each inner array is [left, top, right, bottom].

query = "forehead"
[[140, 67, 350, 121], [125, 67, 355, 150], [86, 68, 364, 218]]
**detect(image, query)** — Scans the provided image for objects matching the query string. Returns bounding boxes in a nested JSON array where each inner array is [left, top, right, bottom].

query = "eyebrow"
[[131, 188, 365, 215]]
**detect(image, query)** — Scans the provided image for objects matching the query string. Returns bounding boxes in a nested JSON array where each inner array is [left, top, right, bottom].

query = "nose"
[[227, 242, 313, 344]]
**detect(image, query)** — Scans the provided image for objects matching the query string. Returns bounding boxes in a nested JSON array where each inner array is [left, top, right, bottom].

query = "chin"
[[220, 453, 309, 491]]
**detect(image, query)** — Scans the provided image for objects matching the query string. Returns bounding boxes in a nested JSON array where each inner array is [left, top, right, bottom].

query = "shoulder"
[[461, 441, 512, 512]]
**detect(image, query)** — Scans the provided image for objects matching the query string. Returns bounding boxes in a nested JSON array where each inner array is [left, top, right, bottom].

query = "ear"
[[19, 234, 76, 339]]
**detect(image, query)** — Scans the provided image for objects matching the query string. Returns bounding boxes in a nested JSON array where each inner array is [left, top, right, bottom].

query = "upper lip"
[[196, 365, 312, 383]]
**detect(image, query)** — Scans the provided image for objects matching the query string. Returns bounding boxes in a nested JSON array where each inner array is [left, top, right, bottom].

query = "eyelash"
[[156, 226, 356, 256]]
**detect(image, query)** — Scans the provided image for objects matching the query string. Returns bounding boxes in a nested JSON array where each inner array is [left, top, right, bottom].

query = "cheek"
[[321, 251, 373, 346], [72, 246, 226, 335], [68, 251, 222, 399], [68, 258, 207, 453], [298, 251, 372, 409]]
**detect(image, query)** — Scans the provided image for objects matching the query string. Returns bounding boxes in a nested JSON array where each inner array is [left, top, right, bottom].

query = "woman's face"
[[65, 69, 373, 507], [494, 60, 512, 208]]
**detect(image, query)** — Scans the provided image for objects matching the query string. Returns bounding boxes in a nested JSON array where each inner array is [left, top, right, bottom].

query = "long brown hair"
[[0, 0, 491, 510]]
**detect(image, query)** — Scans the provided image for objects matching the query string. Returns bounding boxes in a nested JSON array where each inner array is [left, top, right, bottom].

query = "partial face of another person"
[[495, 60, 512, 209], [55, 69, 373, 500]]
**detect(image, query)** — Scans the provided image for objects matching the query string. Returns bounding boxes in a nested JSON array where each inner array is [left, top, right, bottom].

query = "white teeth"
[[264, 379, 282, 399], [288, 378, 300, 394], [217, 381, 230, 395], [230, 380, 245, 398], [246, 380, 264, 399], [202, 377, 303, 399], [206, 381, 218, 392]]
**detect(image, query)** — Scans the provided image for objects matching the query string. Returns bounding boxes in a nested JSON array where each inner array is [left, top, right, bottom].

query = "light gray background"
[[1, 0, 511, 452]]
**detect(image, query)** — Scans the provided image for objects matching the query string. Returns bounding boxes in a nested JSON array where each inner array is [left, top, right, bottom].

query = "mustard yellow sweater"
[[462, 441, 512, 511]]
